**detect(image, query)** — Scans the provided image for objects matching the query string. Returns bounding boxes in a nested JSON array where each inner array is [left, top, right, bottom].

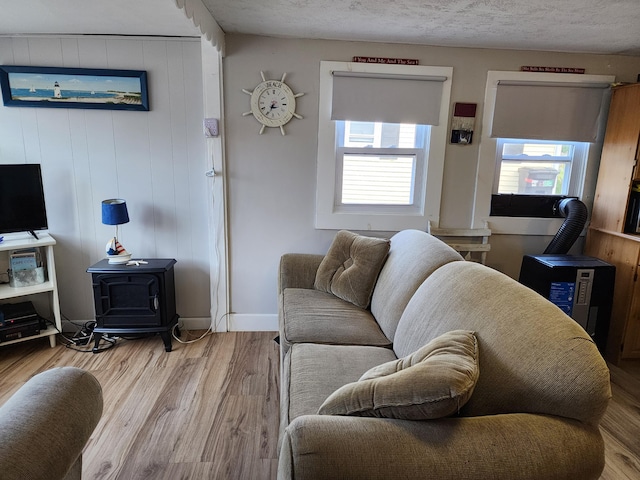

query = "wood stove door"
[[93, 273, 162, 328]]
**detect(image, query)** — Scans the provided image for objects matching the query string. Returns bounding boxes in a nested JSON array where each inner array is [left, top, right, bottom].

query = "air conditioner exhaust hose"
[[543, 198, 588, 254]]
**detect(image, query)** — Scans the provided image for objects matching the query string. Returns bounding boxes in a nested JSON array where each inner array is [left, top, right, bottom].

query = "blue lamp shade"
[[102, 199, 130, 225]]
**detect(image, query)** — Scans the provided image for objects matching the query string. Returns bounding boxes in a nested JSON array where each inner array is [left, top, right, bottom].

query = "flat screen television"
[[0, 164, 48, 239]]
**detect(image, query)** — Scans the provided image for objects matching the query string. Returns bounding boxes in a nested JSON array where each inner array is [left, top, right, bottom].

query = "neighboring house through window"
[[472, 70, 615, 234], [315, 61, 453, 231]]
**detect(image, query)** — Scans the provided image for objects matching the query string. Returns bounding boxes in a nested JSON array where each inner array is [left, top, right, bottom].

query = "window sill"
[[315, 211, 432, 232], [488, 216, 570, 236]]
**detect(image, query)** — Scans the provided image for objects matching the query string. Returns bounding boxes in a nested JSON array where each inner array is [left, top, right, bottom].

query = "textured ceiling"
[[0, 0, 200, 38], [0, 0, 639, 56], [202, 0, 640, 56]]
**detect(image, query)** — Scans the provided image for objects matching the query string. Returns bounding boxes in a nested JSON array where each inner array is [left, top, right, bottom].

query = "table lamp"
[[102, 199, 132, 264]]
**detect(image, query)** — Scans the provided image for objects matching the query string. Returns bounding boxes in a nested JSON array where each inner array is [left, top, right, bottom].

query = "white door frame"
[[202, 38, 229, 332]]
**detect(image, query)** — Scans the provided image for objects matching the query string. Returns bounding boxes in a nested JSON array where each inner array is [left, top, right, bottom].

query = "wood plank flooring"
[[0, 332, 280, 480], [0, 331, 638, 480]]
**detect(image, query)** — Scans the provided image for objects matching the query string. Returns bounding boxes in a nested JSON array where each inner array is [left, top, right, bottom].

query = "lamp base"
[[107, 253, 132, 264]]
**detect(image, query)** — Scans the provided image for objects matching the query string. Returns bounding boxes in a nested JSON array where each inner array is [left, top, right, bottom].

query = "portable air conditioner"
[[519, 255, 615, 352]]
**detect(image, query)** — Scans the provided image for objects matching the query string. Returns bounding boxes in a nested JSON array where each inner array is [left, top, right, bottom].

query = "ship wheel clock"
[[242, 72, 304, 135]]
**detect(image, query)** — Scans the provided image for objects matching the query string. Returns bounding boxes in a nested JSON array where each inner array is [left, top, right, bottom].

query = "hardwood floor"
[[0, 331, 638, 479], [600, 360, 640, 480], [0, 332, 280, 480]]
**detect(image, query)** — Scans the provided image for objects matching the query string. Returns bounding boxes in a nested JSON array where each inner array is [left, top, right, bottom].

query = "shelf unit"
[[0, 233, 61, 348], [427, 221, 491, 264], [584, 83, 640, 364]]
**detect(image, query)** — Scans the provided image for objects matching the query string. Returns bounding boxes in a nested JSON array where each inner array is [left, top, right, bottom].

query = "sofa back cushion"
[[314, 230, 390, 308], [393, 261, 611, 427], [370, 230, 463, 342]]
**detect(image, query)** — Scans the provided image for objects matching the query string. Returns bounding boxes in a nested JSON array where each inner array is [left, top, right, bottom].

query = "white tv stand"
[[0, 233, 61, 348]]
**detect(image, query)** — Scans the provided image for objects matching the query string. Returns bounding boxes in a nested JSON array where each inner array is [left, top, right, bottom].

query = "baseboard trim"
[[62, 315, 278, 333], [228, 314, 278, 332], [179, 317, 214, 330]]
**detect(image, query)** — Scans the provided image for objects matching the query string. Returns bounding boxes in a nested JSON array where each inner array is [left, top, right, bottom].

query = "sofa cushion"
[[280, 288, 392, 351], [370, 230, 464, 342], [281, 343, 398, 439], [317, 330, 479, 420], [314, 230, 390, 308]]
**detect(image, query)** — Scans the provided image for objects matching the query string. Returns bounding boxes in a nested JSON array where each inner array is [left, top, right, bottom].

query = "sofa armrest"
[[278, 413, 604, 480], [278, 253, 325, 294], [0, 367, 103, 480]]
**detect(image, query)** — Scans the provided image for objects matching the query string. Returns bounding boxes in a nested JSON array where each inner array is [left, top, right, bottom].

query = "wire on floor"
[[171, 312, 230, 345], [53, 316, 116, 353]]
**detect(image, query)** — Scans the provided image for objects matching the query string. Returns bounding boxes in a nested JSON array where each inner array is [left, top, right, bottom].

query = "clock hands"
[[260, 99, 288, 117]]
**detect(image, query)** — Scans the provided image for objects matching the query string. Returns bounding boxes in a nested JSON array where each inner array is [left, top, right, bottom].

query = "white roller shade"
[[331, 71, 447, 125], [491, 81, 611, 142]]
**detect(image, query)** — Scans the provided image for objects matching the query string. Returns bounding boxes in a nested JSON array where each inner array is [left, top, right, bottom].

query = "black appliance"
[[0, 301, 46, 342], [0, 164, 48, 239], [519, 254, 615, 352], [87, 259, 179, 352]]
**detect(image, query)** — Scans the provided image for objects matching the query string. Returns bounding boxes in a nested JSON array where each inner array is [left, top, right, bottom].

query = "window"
[[316, 61, 453, 231], [337, 121, 427, 208], [471, 71, 615, 233], [495, 140, 583, 196], [491, 138, 589, 217]]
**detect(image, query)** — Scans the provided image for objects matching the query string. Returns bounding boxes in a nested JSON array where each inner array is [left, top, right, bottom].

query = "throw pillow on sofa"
[[314, 230, 390, 308], [317, 330, 479, 420]]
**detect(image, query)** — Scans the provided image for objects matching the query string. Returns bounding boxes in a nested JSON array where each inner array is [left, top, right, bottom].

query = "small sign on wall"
[[450, 102, 477, 145], [521, 66, 585, 74], [352, 56, 419, 65]]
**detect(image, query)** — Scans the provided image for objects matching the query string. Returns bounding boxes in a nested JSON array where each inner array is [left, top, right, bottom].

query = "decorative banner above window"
[[521, 66, 585, 74], [0, 65, 149, 111], [353, 56, 419, 65]]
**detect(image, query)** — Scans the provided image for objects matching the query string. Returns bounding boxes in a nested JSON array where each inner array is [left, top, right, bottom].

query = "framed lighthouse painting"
[[0, 65, 149, 111]]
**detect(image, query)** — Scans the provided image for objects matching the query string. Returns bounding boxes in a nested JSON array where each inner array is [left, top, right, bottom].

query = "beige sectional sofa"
[[0, 367, 103, 480], [277, 229, 611, 480]]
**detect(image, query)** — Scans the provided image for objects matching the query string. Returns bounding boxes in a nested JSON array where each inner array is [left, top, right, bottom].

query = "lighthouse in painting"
[[53, 81, 61, 98]]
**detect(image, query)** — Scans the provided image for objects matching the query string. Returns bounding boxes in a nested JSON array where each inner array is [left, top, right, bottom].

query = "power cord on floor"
[[53, 316, 116, 353], [170, 312, 231, 345], [54, 312, 229, 351], [171, 321, 212, 345]]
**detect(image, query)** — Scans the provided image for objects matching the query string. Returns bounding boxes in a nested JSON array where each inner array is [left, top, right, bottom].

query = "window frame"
[[471, 71, 615, 234], [315, 61, 453, 231]]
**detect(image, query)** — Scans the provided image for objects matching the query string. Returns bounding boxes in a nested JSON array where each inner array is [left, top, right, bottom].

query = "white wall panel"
[[143, 40, 174, 260], [0, 36, 210, 325]]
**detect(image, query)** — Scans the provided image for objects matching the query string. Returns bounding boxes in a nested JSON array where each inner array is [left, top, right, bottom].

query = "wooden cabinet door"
[[623, 276, 640, 359], [584, 230, 640, 363], [591, 85, 640, 232], [635, 135, 640, 182]]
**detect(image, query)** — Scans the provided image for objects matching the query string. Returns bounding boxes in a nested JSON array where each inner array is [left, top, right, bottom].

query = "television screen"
[[0, 164, 48, 237]]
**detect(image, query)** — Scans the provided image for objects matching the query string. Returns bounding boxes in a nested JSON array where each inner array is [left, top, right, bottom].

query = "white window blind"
[[331, 71, 447, 125], [491, 81, 611, 142], [340, 153, 416, 205]]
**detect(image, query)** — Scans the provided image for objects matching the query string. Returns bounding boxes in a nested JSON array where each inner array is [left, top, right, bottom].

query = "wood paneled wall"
[[0, 36, 211, 326]]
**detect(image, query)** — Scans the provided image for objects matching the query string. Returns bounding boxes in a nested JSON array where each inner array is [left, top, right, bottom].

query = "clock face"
[[250, 81, 296, 127]]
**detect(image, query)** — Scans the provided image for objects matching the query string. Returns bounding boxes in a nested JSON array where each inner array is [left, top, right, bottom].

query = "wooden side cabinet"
[[585, 83, 640, 364], [87, 259, 179, 353]]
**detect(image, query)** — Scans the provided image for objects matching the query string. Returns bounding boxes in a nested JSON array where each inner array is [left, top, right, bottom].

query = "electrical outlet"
[[203, 118, 219, 137]]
